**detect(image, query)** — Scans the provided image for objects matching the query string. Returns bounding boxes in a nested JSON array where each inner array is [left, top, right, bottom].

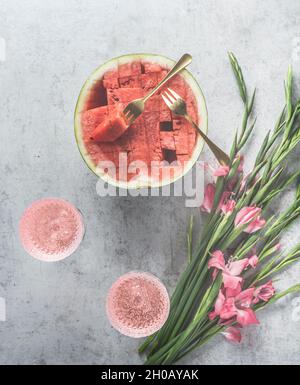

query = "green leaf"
[[228, 51, 248, 105]]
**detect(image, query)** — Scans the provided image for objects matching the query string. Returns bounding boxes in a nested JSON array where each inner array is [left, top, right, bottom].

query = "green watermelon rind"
[[74, 53, 208, 189]]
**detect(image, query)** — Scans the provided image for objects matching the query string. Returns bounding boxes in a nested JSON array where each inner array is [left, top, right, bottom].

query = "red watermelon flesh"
[[80, 59, 199, 181], [81, 106, 108, 136], [91, 104, 128, 143]]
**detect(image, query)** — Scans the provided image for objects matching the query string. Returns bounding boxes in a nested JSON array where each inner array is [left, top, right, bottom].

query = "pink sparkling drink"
[[106, 271, 170, 338], [19, 198, 85, 262]]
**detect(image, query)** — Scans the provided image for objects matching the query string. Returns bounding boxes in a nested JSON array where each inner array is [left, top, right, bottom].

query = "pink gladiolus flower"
[[253, 281, 275, 304], [221, 199, 236, 215], [225, 283, 242, 298], [226, 258, 249, 276], [208, 251, 249, 290], [235, 206, 261, 226], [234, 206, 265, 233], [248, 254, 259, 268], [222, 273, 243, 290], [200, 184, 232, 214], [220, 288, 259, 327], [222, 258, 249, 290], [208, 250, 226, 270], [213, 165, 230, 177], [246, 217, 266, 233], [210, 287, 259, 327], [200, 183, 215, 213], [222, 326, 242, 343], [219, 297, 237, 320], [209, 289, 225, 320]]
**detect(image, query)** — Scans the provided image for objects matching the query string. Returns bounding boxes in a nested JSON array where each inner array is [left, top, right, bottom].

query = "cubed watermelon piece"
[[188, 131, 197, 152], [144, 111, 162, 161], [118, 62, 132, 77], [104, 68, 118, 79], [131, 60, 142, 75], [91, 104, 128, 142], [107, 88, 142, 104], [127, 118, 149, 164], [103, 77, 119, 89], [81, 106, 108, 135], [159, 110, 172, 122], [145, 95, 160, 112], [157, 70, 168, 83], [140, 73, 158, 90], [160, 132, 176, 151], [159, 99, 172, 121], [119, 76, 141, 88], [167, 74, 186, 92], [186, 101, 199, 123], [172, 119, 185, 131], [85, 141, 117, 168], [143, 62, 163, 73], [174, 126, 189, 155]]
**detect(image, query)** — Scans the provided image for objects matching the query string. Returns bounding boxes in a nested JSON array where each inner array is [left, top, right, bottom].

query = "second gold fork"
[[162, 88, 230, 166]]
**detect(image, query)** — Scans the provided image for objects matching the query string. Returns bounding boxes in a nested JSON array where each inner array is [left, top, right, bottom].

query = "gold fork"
[[162, 88, 230, 166], [123, 53, 192, 125]]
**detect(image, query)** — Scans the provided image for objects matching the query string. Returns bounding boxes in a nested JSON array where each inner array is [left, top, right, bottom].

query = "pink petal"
[[225, 283, 242, 298], [248, 254, 259, 268], [200, 183, 215, 213], [221, 199, 236, 215], [215, 290, 226, 313], [235, 288, 255, 308], [222, 272, 243, 290], [209, 310, 218, 320], [214, 165, 230, 177], [236, 308, 259, 326], [209, 289, 226, 320], [208, 250, 226, 271], [220, 298, 237, 320], [226, 258, 249, 276], [222, 326, 242, 343], [220, 317, 237, 326], [253, 281, 275, 304], [245, 217, 266, 233], [211, 268, 218, 281], [234, 207, 261, 227], [218, 191, 232, 210]]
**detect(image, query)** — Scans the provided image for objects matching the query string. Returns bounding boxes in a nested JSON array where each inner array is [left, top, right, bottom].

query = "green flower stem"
[[140, 55, 300, 365]]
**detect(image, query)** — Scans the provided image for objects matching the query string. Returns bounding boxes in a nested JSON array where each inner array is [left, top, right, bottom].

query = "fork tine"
[[125, 111, 135, 122], [128, 114, 135, 125], [123, 104, 132, 115], [168, 87, 181, 100], [163, 90, 176, 104], [125, 112, 133, 122], [162, 94, 173, 109], [123, 107, 131, 116], [125, 112, 135, 125]]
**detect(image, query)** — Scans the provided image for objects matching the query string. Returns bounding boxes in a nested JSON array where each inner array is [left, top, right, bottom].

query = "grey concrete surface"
[[1, 0, 300, 365]]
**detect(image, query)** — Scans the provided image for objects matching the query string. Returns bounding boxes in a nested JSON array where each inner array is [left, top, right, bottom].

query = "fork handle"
[[184, 114, 230, 166], [143, 53, 192, 102]]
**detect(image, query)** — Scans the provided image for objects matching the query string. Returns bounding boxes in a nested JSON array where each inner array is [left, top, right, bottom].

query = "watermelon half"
[[74, 53, 208, 189]]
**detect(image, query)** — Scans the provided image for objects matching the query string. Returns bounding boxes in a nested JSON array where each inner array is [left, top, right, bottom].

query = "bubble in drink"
[[106, 271, 170, 338], [19, 198, 84, 262]]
